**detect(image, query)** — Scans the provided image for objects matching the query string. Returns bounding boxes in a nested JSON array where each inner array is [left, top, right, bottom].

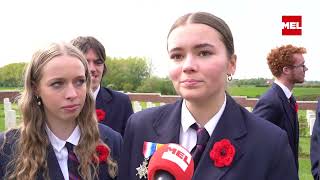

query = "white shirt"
[[45, 125, 80, 180], [274, 80, 292, 99], [93, 85, 101, 100], [179, 94, 227, 152]]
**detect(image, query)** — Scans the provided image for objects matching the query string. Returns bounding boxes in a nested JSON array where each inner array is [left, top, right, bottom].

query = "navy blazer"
[[96, 87, 133, 136], [253, 83, 299, 170], [0, 124, 122, 180], [310, 98, 320, 179], [119, 95, 298, 180]]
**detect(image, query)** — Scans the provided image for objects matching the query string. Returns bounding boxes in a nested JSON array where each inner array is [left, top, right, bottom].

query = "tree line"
[[0, 57, 177, 95], [1, 58, 319, 94]]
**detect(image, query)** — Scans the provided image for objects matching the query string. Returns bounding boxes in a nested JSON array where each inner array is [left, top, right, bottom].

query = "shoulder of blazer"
[[271, 83, 289, 102], [98, 124, 123, 160], [98, 87, 131, 103], [98, 123, 122, 142], [0, 129, 20, 149], [0, 129, 20, 175], [258, 85, 283, 108]]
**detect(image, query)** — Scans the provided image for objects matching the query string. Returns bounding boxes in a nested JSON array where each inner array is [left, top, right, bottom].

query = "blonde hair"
[[5, 42, 117, 179]]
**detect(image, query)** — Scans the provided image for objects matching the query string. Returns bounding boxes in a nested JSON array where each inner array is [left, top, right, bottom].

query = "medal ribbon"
[[143, 141, 163, 158]]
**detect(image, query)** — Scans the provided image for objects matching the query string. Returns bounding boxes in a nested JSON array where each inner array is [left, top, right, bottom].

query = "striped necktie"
[[190, 123, 210, 168], [65, 142, 81, 180]]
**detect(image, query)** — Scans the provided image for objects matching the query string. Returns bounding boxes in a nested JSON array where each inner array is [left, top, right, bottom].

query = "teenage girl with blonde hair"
[[0, 42, 122, 180]]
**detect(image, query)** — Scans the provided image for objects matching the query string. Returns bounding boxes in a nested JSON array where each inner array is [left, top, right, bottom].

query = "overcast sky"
[[0, 0, 319, 80]]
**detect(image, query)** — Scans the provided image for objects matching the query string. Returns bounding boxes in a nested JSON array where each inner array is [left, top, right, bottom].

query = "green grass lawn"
[[0, 104, 4, 131], [227, 86, 320, 100], [227, 86, 269, 98], [300, 158, 312, 180], [299, 137, 312, 180], [0, 87, 22, 91]]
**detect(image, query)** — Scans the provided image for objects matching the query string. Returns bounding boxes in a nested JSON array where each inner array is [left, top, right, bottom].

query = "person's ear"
[[227, 54, 237, 75], [32, 81, 40, 96], [282, 66, 291, 75]]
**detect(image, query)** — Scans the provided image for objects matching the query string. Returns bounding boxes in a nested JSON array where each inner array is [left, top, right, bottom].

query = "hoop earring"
[[36, 96, 42, 106], [227, 74, 233, 81]]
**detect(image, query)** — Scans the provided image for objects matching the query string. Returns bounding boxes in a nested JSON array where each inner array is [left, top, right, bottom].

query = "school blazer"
[[96, 87, 133, 136], [0, 124, 122, 180], [118, 95, 298, 180], [311, 98, 320, 179], [253, 83, 299, 170]]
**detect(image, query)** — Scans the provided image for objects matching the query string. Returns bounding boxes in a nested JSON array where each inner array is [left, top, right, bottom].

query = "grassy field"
[[0, 104, 4, 130], [227, 86, 320, 100], [0, 87, 21, 91], [299, 137, 312, 180]]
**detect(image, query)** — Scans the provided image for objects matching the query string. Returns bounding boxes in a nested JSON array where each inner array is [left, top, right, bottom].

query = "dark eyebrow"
[[168, 47, 183, 53], [48, 75, 86, 82], [168, 43, 214, 53], [76, 75, 86, 79], [48, 77, 64, 82], [194, 43, 214, 49]]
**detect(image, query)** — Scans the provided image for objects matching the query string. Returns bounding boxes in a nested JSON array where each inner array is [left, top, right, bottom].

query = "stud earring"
[[227, 74, 233, 81], [36, 96, 42, 106]]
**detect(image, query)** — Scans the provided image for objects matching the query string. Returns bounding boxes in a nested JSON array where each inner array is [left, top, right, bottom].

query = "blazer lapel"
[[193, 95, 247, 180], [96, 87, 112, 108], [47, 145, 65, 180], [153, 99, 183, 144], [133, 100, 182, 180], [272, 84, 296, 135]]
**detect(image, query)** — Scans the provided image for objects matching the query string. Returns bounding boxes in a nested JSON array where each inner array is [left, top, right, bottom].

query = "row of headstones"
[[132, 103, 317, 136], [132, 101, 166, 113], [306, 110, 316, 135], [244, 107, 317, 135], [3, 98, 17, 129], [3, 99, 317, 135], [3, 100, 161, 129]]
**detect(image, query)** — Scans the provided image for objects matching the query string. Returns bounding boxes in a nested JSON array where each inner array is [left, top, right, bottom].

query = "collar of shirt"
[[93, 85, 101, 100], [274, 80, 292, 99], [45, 124, 81, 153], [180, 93, 227, 136]]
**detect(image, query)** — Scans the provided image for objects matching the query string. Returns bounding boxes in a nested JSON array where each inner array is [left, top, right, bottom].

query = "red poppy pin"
[[209, 139, 235, 167], [295, 103, 299, 113], [96, 109, 106, 122], [94, 144, 109, 163]]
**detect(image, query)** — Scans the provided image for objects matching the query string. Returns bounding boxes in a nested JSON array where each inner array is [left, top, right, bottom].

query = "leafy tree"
[[102, 57, 150, 92], [137, 76, 176, 95], [0, 63, 27, 87]]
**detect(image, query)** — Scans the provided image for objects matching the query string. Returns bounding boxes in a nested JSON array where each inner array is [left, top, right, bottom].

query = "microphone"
[[148, 143, 194, 180]]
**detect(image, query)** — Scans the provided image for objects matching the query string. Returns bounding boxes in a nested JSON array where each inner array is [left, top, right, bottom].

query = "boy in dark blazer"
[[253, 44, 308, 171], [119, 12, 298, 180], [72, 36, 133, 136]]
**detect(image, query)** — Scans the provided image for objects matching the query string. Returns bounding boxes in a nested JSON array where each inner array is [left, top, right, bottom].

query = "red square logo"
[[282, 16, 302, 35]]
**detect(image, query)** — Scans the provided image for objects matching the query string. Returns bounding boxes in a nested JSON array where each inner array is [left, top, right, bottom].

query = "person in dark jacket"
[[119, 12, 298, 180], [311, 98, 320, 179], [0, 42, 122, 180], [71, 36, 133, 136], [253, 44, 307, 171]]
